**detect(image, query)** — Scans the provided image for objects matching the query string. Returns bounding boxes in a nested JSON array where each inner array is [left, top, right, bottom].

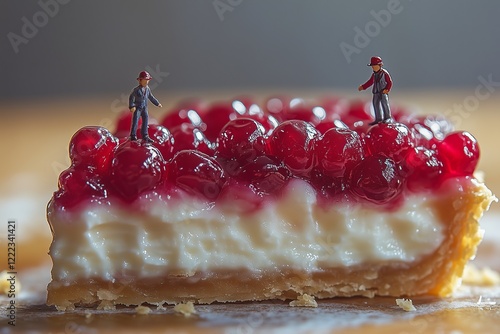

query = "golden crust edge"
[[428, 178, 496, 296]]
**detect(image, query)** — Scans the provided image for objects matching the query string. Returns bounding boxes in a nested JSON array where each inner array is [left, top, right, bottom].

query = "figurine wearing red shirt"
[[358, 56, 393, 125]]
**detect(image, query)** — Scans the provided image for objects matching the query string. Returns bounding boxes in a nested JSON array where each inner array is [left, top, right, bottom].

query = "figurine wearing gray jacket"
[[129, 71, 162, 142], [358, 56, 393, 125]]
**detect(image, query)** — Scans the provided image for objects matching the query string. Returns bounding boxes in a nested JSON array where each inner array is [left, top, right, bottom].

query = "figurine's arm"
[[148, 88, 162, 108], [129, 88, 137, 112], [382, 70, 393, 94], [358, 73, 374, 91]]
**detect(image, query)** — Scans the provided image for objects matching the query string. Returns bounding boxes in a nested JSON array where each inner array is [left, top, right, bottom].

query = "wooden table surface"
[[1, 90, 499, 333]]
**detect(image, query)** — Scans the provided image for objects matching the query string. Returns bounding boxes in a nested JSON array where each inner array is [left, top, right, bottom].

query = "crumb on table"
[[135, 305, 152, 315], [97, 300, 116, 311], [396, 298, 416, 312], [173, 301, 197, 316], [289, 294, 318, 308]]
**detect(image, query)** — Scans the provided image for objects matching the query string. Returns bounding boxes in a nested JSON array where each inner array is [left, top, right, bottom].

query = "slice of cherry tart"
[[47, 96, 495, 310]]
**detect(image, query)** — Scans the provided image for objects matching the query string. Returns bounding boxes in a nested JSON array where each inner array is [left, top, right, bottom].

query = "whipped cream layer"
[[48, 179, 444, 281]]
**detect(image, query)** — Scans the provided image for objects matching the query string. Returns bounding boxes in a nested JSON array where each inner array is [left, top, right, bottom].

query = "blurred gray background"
[[1, 0, 500, 100]]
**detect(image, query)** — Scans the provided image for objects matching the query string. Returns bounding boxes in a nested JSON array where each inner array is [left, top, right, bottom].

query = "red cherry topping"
[[55, 167, 107, 208], [404, 147, 443, 192], [170, 124, 214, 156], [235, 156, 291, 195], [231, 97, 261, 115], [320, 96, 349, 118], [316, 119, 348, 134], [216, 118, 266, 164], [284, 101, 326, 124], [364, 122, 415, 162], [264, 96, 290, 122], [268, 120, 319, 177], [161, 108, 204, 129], [110, 141, 165, 200], [422, 115, 454, 140], [55, 96, 483, 208], [350, 154, 403, 204], [410, 123, 438, 149], [248, 113, 279, 135], [174, 98, 207, 112], [310, 168, 346, 198], [314, 128, 364, 179], [200, 102, 238, 142], [69, 126, 118, 174], [168, 150, 226, 200], [342, 101, 372, 126], [404, 115, 453, 149], [147, 124, 175, 161], [437, 131, 480, 176], [226, 97, 279, 134]]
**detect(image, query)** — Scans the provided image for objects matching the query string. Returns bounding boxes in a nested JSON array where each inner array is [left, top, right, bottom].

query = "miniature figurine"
[[129, 71, 162, 142], [358, 56, 393, 125]]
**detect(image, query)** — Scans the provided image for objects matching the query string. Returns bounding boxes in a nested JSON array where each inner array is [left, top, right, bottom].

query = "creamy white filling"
[[49, 180, 444, 281]]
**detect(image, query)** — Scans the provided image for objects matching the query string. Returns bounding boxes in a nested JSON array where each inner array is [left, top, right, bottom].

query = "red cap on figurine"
[[137, 71, 152, 80], [367, 56, 383, 66]]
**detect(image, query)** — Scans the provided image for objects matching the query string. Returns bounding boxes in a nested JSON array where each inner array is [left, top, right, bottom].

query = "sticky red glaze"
[[54, 166, 107, 208], [364, 123, 415, 162], [314, 128, 364, 179], [69, 126, 118, 174], [216, 118, 267, 164], [160, 98, 206, 130], [404, 147, 443, 192], [167, 150, 225, 200], [234, 155, 291, 196], [350, 154, 403, 204], [268, 120, 319, 177], [53, 96, 481, 209], [437, 131, 480, 176], [199, 102, 239, 142], [170, 123, 214, 156], [110, 141, 165, 200]]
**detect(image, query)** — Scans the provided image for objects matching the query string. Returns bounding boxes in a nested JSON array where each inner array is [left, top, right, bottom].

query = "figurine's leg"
[[141, 110, 148, 137], [130, 110, 140, 140], [381, 94, 392, 121], [369, 94, 383, 125], [141, 109, 153, 143]]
